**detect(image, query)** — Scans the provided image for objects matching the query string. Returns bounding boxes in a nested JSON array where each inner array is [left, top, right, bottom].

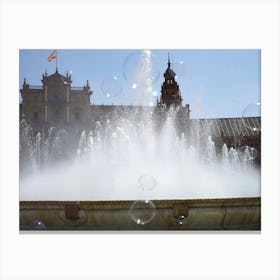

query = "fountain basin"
[[20, 197, 261, 230]]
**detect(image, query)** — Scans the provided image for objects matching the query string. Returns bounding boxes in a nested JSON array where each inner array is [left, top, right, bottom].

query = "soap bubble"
[[31, 220, 46, 230], [62, 71, 72, 85], [101, 77, 123, 98], [137, 174, 157, 191], [239, 146, 258, 161], [173, 59, 186, 78], [242, 102, 261, 132], [152, 90, 158, 97], [129, 200, 156, 225], [123, 50, 160, 89], [63, 70, 73, 76], [177, 215, 185, 226]]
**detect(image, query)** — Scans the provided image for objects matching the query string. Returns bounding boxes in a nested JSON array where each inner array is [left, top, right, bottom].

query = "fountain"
[[20, 108, 260, 201], [19, 50, 260, 230], [19, 107, 261, 230]]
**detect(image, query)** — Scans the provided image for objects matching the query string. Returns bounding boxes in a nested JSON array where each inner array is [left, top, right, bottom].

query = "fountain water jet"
[[19, 106, 260, 201]]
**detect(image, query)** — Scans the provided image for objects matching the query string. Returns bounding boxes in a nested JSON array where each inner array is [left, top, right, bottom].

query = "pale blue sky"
[[19, 49, 260, 119]]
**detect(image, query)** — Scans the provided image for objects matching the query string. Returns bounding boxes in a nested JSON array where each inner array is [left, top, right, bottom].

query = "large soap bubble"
[[101, 76, 123, 99], [242, 102, 261, 132], [123, 50, 160, 90], [129, 200, 156, 225]]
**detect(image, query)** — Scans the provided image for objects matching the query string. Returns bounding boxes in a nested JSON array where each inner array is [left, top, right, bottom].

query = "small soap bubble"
[[31, 220, 46, 230], [144, 49, 151, 55], [101, 77, 123, 99], [177, 215, 185, 226], [138, 174, 157, 191], [62, 72, 71, 85], [63, 70, 72, 76], [242, 102, 261, 132], [129, 200, 156, 225], [173, 59, 186, 78], [239, 146, 258, 161], [123, 50, 160, 89], [152, 91, 158, 97]]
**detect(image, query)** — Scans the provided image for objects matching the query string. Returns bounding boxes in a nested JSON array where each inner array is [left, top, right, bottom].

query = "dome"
[[163, 54, 176, 79], [164, 67, 176, 79]]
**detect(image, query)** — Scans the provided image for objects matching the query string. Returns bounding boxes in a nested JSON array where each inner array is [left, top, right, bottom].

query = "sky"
[[19, 49, 260, 119]]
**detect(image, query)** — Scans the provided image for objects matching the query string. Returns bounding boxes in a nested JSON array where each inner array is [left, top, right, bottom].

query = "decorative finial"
[[86, 80, 89, 87], [45, 69, 48, 76], [56, 67, 58, 73], [23, 78, 26, 85], [168, 52, 171, 68]]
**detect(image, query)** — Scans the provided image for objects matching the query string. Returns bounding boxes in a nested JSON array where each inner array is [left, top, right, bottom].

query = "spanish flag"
[[48, 50, 57, 62]]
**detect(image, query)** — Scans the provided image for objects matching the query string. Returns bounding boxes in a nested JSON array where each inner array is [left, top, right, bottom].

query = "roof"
[[43, 71, 71, 86], [189, 117, 261, 137], [164, 68, 176, 79]]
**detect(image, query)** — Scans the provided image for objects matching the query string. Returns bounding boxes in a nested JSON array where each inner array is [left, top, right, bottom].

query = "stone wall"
[[20, 197, 261, 231]]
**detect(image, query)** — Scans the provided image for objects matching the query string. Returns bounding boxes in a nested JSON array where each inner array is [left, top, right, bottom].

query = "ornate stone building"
[[20, 58, 191, 131], [19, 58, 260, 163], [20, 69, 93, 132]]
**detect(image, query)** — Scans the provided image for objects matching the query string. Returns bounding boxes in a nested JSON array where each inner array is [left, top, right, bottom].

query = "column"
[[44, 86, 48, 122], [67, 86, 69, 123], [45, 106, 48, 122]]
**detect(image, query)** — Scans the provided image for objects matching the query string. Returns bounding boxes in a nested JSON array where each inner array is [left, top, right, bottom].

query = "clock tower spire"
[[158, 54, 183, 109]]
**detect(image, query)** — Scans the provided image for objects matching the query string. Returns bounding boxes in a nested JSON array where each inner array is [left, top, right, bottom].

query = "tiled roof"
[[189, 117, 261, 137]]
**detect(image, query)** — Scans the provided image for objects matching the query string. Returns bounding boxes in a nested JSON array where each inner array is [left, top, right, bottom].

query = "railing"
[[27, 86, 88, 91], [29, 86, 43, 90], [71, 87, 85, 91]]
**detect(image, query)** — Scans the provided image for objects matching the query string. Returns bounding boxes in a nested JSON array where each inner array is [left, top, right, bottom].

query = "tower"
[[158, 54, 183, 109]]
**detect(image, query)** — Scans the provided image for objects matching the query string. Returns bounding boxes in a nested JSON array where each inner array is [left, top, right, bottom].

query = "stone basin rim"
[[20, 196, 261, 210]]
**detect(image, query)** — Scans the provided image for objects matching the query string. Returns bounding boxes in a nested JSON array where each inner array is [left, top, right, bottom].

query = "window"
[[34, 112, 39, 121], [75, 112, 80, 121], [54, 111, 60, 122]]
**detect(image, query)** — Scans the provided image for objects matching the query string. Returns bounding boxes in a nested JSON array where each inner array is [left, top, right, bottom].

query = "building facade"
[[20, 58, 261, 163], [20, 69, 93, 131], [20, 58, 191, 131]]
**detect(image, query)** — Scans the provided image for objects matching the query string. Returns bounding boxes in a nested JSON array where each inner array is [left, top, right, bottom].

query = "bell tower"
[[158, 54, 183, 109]]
